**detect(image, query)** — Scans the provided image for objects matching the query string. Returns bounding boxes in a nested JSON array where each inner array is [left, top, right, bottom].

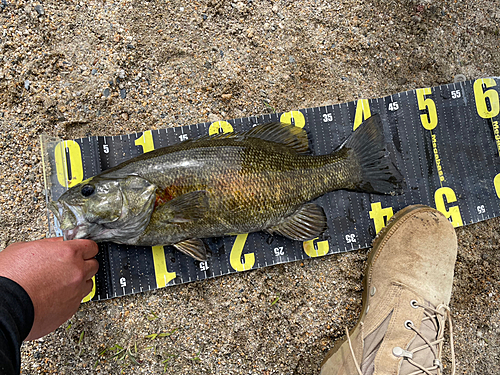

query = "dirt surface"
[[0, 0, 499, 374]]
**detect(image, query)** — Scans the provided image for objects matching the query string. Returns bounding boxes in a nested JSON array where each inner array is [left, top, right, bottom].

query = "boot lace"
[[346, 303, 455, 375]]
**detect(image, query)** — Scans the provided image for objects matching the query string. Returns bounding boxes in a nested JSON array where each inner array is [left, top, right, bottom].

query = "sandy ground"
[[0, 0, 499, 373]]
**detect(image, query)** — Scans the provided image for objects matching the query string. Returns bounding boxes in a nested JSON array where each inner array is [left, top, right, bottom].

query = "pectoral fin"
[[156, 190, 209, 224], [267, 203, 328, 241], [173, 238, 209, 261]]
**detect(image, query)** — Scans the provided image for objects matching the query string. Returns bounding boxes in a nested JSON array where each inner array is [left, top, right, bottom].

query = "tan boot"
[[321, 205, 457, 375]]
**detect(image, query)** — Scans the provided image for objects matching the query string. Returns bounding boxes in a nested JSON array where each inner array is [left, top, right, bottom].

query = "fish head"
[[50, 175, 157, 243]]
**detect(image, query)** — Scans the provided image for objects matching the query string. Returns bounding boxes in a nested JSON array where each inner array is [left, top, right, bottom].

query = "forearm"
[[0, 276, 34, 375]]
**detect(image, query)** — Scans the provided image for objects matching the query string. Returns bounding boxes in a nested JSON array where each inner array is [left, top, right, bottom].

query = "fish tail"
[[342, 114, 404, 194]]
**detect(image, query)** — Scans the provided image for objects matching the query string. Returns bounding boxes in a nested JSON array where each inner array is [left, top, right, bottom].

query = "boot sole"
[[321, 204, 436, 367]]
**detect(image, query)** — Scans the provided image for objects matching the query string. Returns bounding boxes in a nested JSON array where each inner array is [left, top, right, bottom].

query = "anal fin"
[[268, 203, 328, 241], [173, 238, 209, 261]]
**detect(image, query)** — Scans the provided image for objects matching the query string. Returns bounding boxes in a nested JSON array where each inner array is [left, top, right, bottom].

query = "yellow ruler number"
[[209, 121, 234, 135], [152, 245, 177, 288], [135, 130, 155, 153], [229, 233, 255, 271], [416, 88, 438, 130], [494, 173, 500, 199], [303, 238, 329, 257], [54, 140, 84, 188], [434, 187, 463, 227], [82, 276, 96, 303], [474, 78, 500, 119], [280, 110, 306, 128], [369, 202, 394, 234], [353, 99, 371, 130]]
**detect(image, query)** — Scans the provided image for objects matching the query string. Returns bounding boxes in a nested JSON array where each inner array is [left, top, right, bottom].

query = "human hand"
[[0, 237, 99, 340]]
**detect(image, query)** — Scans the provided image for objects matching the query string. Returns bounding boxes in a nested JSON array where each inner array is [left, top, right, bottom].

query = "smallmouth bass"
[[50, 114, 404, 261]]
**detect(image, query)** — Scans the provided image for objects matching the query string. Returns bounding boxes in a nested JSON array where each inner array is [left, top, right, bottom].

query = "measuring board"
[[41, 77, 500, 302]]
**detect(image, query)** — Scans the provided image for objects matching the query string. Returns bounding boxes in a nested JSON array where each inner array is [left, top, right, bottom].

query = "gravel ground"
[[0, 0, 499, 374]]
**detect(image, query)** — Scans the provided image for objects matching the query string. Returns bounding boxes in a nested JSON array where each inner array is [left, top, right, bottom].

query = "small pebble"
[[288, 56, 296, 64], [121, 112, 129, 120], [119, 88, 127, 99], [34, 4, 44, 15], [24, 80, 30, 90], [103, 88, 110, 97], [208, 113, 220, 122]]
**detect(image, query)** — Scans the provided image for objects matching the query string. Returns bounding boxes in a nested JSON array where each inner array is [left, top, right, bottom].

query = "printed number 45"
[[388, 102, 399, 111]]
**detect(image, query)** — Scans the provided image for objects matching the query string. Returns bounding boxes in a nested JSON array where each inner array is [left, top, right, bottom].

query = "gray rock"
[[119, 88, 126, 99], [103, 88, 110, 97], [34, 4, 44, 15], [24, 80, 30, 90]]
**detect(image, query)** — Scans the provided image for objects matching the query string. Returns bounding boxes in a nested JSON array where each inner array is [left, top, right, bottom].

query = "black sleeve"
[[0, 276, 34, 375]]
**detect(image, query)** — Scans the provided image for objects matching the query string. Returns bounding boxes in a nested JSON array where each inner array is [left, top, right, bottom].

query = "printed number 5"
[[416, 88, 438, 131]]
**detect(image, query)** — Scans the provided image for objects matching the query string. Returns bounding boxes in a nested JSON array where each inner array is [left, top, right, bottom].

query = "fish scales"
[[131, 140, 355, 242]]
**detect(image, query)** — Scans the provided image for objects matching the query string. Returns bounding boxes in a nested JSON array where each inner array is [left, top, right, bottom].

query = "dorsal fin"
[[242, 122, 310, 154], [197, 122, 310, 154]]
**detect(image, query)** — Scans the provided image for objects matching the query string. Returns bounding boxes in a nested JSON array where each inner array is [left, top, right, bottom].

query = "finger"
[[71, 239, 99, 260], [83, 258, 99, 280], [41, 237, 64, 243]]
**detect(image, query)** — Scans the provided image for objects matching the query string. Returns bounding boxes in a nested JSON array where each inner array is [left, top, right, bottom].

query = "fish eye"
[[81, 184, 95, 197]]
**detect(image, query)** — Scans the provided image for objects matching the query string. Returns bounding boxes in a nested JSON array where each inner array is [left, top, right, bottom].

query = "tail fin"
[[343, 114, 404, 194]]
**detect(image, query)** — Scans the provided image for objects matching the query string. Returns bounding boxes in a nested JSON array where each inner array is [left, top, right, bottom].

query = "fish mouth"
[[63, 225, 90, 241], [49, 201, 90, 240]]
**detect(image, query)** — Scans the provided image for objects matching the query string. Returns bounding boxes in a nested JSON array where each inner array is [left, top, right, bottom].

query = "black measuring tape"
[[41, 77, 500, 301]]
